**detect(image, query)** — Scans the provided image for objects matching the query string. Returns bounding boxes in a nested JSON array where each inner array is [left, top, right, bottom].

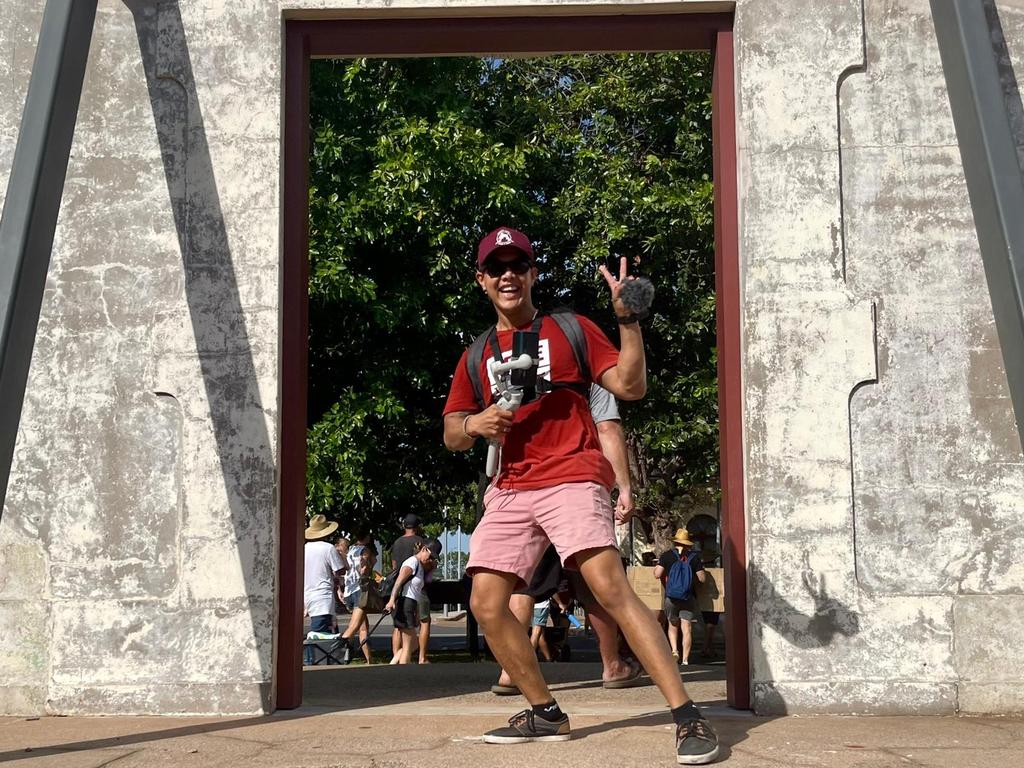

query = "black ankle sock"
[[533, 701, 564, 721], [671, 701, 702, 724]]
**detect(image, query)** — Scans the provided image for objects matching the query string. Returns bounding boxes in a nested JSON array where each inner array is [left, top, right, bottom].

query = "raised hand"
[[598, 256, 639, 318]]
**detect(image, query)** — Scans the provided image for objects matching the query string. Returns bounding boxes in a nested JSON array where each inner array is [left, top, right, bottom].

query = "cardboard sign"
[[625, 565, 663, 610], [696, 567, 725, 613]]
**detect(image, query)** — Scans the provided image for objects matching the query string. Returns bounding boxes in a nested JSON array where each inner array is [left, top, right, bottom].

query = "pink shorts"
[[466, 481, 616, 588]]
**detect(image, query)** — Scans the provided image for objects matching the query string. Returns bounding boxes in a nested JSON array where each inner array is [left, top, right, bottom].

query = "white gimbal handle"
[[484, 354, 534, 477]]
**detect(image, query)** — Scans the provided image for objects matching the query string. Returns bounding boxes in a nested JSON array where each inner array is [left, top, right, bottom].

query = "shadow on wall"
[[124, 0, 275, 703], [749, 556, 860, 713]]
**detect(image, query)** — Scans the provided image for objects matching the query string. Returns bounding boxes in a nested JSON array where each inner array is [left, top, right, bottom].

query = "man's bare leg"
[[358, 615, 371, 663], [418, 618, 431, 663], [531, 624, 553, 661], [587, 601, 636, 681], [472, 570, 553, 705], [681, 619, 693, 665], [495, 592, 535, 688], [668, 619, 681, 659], [340, 607, 366, 639], [577, 547, 689, 708]]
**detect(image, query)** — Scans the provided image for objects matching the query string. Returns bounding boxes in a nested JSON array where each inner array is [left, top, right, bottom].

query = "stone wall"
[[0, 0, 1021, 716], [739, 0, 1024, 713], [0, 1, 280, 714]]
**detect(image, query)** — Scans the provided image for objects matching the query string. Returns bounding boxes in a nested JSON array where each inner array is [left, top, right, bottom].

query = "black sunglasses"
[[481, 258, 533, 278]]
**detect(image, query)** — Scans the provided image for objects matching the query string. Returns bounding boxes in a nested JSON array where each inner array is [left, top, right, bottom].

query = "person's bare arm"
[[443, 407, 514, 451], [385, 564, 415, 612], [597, 257, 647, 401], [653, 564, 666, 580], [595, 419, 634, 523]]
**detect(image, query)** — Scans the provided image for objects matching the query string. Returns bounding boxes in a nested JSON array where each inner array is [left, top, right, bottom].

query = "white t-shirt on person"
[[304, 540, 345, 617], [399, 555, 426, 602]]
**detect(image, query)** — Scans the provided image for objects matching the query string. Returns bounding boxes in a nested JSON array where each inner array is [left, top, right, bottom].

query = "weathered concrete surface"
[[0, 665, 1023, 768], [740, 0, 1024, 715], [0, 0, 279, 715], [1, 0, 1022, 718]]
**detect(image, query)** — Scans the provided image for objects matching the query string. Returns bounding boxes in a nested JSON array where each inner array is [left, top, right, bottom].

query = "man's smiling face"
[[475, 248, 537, 314]]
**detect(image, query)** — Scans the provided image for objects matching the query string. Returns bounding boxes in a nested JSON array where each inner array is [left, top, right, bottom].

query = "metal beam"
[[0, 0, 98, 517], [931, 0, 1024, 447]]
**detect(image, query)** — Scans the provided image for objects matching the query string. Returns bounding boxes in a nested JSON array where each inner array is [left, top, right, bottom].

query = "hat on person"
[[672, 528, 694, 546], [305, 514, 339, 541], [403, 513, 421, 529], [476, 227, 534, 269], [425, 539, 443, 558]]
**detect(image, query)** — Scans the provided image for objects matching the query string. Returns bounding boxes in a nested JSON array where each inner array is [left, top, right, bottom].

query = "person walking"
[[443, 227, 719, 763], [339, 529, 375, 664], [385, 539, 442, 665], [654, 529, 707, 666], [389, 514, 427, 661]]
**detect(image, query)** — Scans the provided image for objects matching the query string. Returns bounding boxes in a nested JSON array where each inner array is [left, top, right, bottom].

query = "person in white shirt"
[[303, 514, 346, 664], [385, 538, 442, 664]]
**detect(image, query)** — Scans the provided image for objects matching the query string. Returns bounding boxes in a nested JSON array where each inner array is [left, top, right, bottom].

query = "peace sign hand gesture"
[[598, 256, 639, 319]]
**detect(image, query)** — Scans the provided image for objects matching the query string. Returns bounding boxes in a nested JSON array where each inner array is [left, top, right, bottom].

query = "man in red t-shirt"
[[442, 227, 719, 764]]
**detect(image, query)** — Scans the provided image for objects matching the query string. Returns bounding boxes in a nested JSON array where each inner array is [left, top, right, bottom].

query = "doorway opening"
[[281, 11, 746, 712]]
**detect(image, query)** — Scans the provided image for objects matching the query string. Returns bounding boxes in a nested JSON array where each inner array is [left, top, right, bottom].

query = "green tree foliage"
[[307, 54, 717, 537]]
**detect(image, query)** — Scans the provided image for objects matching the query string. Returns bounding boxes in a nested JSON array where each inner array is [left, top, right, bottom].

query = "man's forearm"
[[614, 323, 647, 398], [444, 412, 478, 451], [596, 420, 630, 493]]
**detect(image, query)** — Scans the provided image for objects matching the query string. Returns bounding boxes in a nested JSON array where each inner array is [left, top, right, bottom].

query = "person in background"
[[530, 597, 554, 662], [389, 514, 426, 661], [338, 544, 382, 664], [303, 514, 346, 665], [333, 535, 350, 612], [339, 529, 375, 664], [385, 539, 442, 664], [698, 545, 722, 661], [654, 529, 706, 666]]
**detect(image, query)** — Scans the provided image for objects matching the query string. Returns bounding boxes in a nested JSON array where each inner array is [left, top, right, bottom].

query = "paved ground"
[[2, 662, 1023, 768]]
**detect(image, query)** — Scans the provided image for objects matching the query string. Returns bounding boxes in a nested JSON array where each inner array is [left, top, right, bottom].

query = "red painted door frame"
[[280, 12, 747, 711]]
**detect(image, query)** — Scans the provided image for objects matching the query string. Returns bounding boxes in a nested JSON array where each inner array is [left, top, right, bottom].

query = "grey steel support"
[[931, 0, 1024, 447], [0, 0, 98, 517]]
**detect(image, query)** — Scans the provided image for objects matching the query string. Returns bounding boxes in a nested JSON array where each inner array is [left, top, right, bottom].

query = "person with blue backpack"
[[654, 529, 707, 666]]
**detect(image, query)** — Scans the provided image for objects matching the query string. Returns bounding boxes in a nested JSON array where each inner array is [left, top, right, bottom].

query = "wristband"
[[462, 414, 476, 439], [616, 313, 640, 325]]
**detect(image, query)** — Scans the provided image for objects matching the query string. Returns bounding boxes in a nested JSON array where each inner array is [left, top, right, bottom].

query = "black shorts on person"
[[515, 545, 566, 601], [393, 597, 419, 629]]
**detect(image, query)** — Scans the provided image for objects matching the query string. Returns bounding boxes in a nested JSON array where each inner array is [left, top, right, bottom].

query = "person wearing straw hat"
[[654, 528, 706, 666], [303, 514, 347, 664]]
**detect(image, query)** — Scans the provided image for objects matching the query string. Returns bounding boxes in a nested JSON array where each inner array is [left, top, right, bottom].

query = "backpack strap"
[[465, 309, 591, 409], [547, 309, 591, 384], [466, 325, 497, 411]]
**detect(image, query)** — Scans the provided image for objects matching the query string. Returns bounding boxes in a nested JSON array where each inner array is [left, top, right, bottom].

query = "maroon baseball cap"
[[476, 227, 534, 269]]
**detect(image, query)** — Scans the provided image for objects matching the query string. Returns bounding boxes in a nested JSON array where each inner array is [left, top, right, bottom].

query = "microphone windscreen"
[[619, 277, 655, 315]]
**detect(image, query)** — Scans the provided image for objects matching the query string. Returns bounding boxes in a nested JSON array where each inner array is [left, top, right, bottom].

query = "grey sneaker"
[[676, 717, 719, 764], [483, 709, 571, 744]]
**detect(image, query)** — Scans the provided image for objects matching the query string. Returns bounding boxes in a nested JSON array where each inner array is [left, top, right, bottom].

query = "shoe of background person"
[[602, 660, 644, 689], [681, 657, 689, 666], [489, 683, 521, 696], [483, 709, 571, 744], [341, 637, 352, 665], [671, 651, 680, 663], [675, 717, 720, 764]]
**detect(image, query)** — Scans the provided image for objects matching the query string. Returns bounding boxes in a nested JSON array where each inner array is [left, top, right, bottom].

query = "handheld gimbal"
[[484, 352, 535, 477]]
